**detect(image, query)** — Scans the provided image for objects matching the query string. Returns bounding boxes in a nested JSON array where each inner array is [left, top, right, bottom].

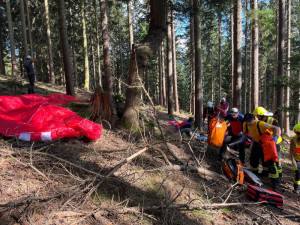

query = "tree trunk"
[[218, 11, 222, 105], [25, 0, 33, 56], [44, 0, 55, 84], [161, 42, 166, 107], [81, 0, 90, 90], [99, 0, 117, 125], [251, 0, 259, 111], [94, 0, 102, 88], [118, 18, 124, 94], [189, 0, 195, 114], [56, 0, 75, 96], [20, 0, 28, 62], [122, 0, 167, 127], [0, 11, 6, 75], [231, 3, 234, 105], [283, 0, 290, 135], [91, 37, 96, 90], [167, 0, 174, 116], [159, 43, 163, 106], [127, 0, 134, 52], [6, 0, 18, 76], [233, 0, 242, 109], [298, 70, 300, 122], [243, 0, 248, 113], [172, 10, 179, 112], [194, 0, 203, 128], [211, 41, 214, 102], [276, 0, 285, 127]]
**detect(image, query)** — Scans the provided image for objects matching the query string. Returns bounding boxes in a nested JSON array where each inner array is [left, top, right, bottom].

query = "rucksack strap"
[[256, 121, 262, 136]]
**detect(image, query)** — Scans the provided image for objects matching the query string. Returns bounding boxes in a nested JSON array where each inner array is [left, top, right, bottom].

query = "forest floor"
[[0, 74, 299, 225]]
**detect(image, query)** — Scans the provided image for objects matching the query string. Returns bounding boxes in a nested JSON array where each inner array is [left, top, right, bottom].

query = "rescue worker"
[[219, 97, 229, 118], [219, 108, 245, 163], [241, 113, 281, 190], [203, 101, 219, 128], [253, 107, 283, 181], [290, 123, 300, 194]]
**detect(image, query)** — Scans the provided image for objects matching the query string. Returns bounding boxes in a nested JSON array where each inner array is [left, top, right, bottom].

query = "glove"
[[238, 132, 243, 137], [202, 121, 205, 127], [33, 52, 36, 55], [239, 137, 245, 143], [271, 136, 278, 143]]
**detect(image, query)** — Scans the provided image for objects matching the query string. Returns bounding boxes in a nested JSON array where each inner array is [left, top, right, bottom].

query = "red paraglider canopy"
[[0, 93, 102, 141]]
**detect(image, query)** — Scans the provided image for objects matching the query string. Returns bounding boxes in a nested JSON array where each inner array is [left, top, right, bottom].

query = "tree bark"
[[122, 0, 167, 127], [251, 0, 259, 111], [161, 42, 166, 107], [94, 0, 102, 88], [44, 0, 55, 84], [56, 0, 75, 96], [233, 0, 242, 109], [0, 11, 6, 75], [193, 0, 203, 128], [243, 0, 248, 113], [231, 3, 234, 105], [189, 0, 195, 114], [81, 0, 90, 90], [20, 0, 28, 62], [99, 0, 117, 125], [91, 37, 96, 90], [127, 0, 134, 52], [218, 11, 222, 105], [25, 0, 33, 56], [6, 0, 18, 76], [283, 0, 290, 135], [172, 8, 179, 112], [159, 43, 163, 106], [276, 0, 285, 127], [211, 41, 214, 102], [167, 0, 174, 116]]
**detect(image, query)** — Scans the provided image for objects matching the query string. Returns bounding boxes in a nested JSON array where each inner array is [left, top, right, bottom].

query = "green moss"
[[192, 209, 214, 221]]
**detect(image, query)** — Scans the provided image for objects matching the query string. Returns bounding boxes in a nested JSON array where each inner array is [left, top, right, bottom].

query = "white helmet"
[[207, 101, 213, 108], [27, 55, 32, 60]]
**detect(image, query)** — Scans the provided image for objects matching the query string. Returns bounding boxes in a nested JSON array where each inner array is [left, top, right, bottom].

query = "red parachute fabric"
[[0, 94, 102, 141]]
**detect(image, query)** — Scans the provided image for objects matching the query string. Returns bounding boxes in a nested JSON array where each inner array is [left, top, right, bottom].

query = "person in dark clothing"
[[203, 101, 220, 128], [219, 108, 245, 163], [24, 52, 36, 94], [176, 117, 194, 137], [219, 97, 229, 118]]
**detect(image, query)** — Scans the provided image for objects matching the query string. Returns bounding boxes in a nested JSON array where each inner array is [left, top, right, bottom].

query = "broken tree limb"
[[105, 201, 264, 214], [107, 147, 148, 176], [151, 146, 172, 165], [160, 165, 228, 182]]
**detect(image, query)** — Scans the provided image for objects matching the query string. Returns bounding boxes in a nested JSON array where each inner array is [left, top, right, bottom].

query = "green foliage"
[[113, 92, 125, 104]]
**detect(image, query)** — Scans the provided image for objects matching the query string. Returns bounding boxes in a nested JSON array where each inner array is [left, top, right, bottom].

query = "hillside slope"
[[0, 75, 299, 225]]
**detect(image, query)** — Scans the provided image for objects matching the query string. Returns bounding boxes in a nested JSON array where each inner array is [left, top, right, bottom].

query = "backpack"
[[247, 121, 278, 162], [208, 117, 227, 147], [246, 185, 284, 208], [223, 158, 244, 184]]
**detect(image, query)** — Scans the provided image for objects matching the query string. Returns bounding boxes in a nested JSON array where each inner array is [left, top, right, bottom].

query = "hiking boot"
[[259, 171, 269, 177]]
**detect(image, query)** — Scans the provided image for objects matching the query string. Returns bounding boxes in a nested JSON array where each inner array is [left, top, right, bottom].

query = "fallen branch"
[[160, 165, 228, 182], [5, 149, 105, 178], [106, 201, 264, 214], [0, 194, 61, 208], [151, 147, 172, 165], [107, 147, 149, 176]]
